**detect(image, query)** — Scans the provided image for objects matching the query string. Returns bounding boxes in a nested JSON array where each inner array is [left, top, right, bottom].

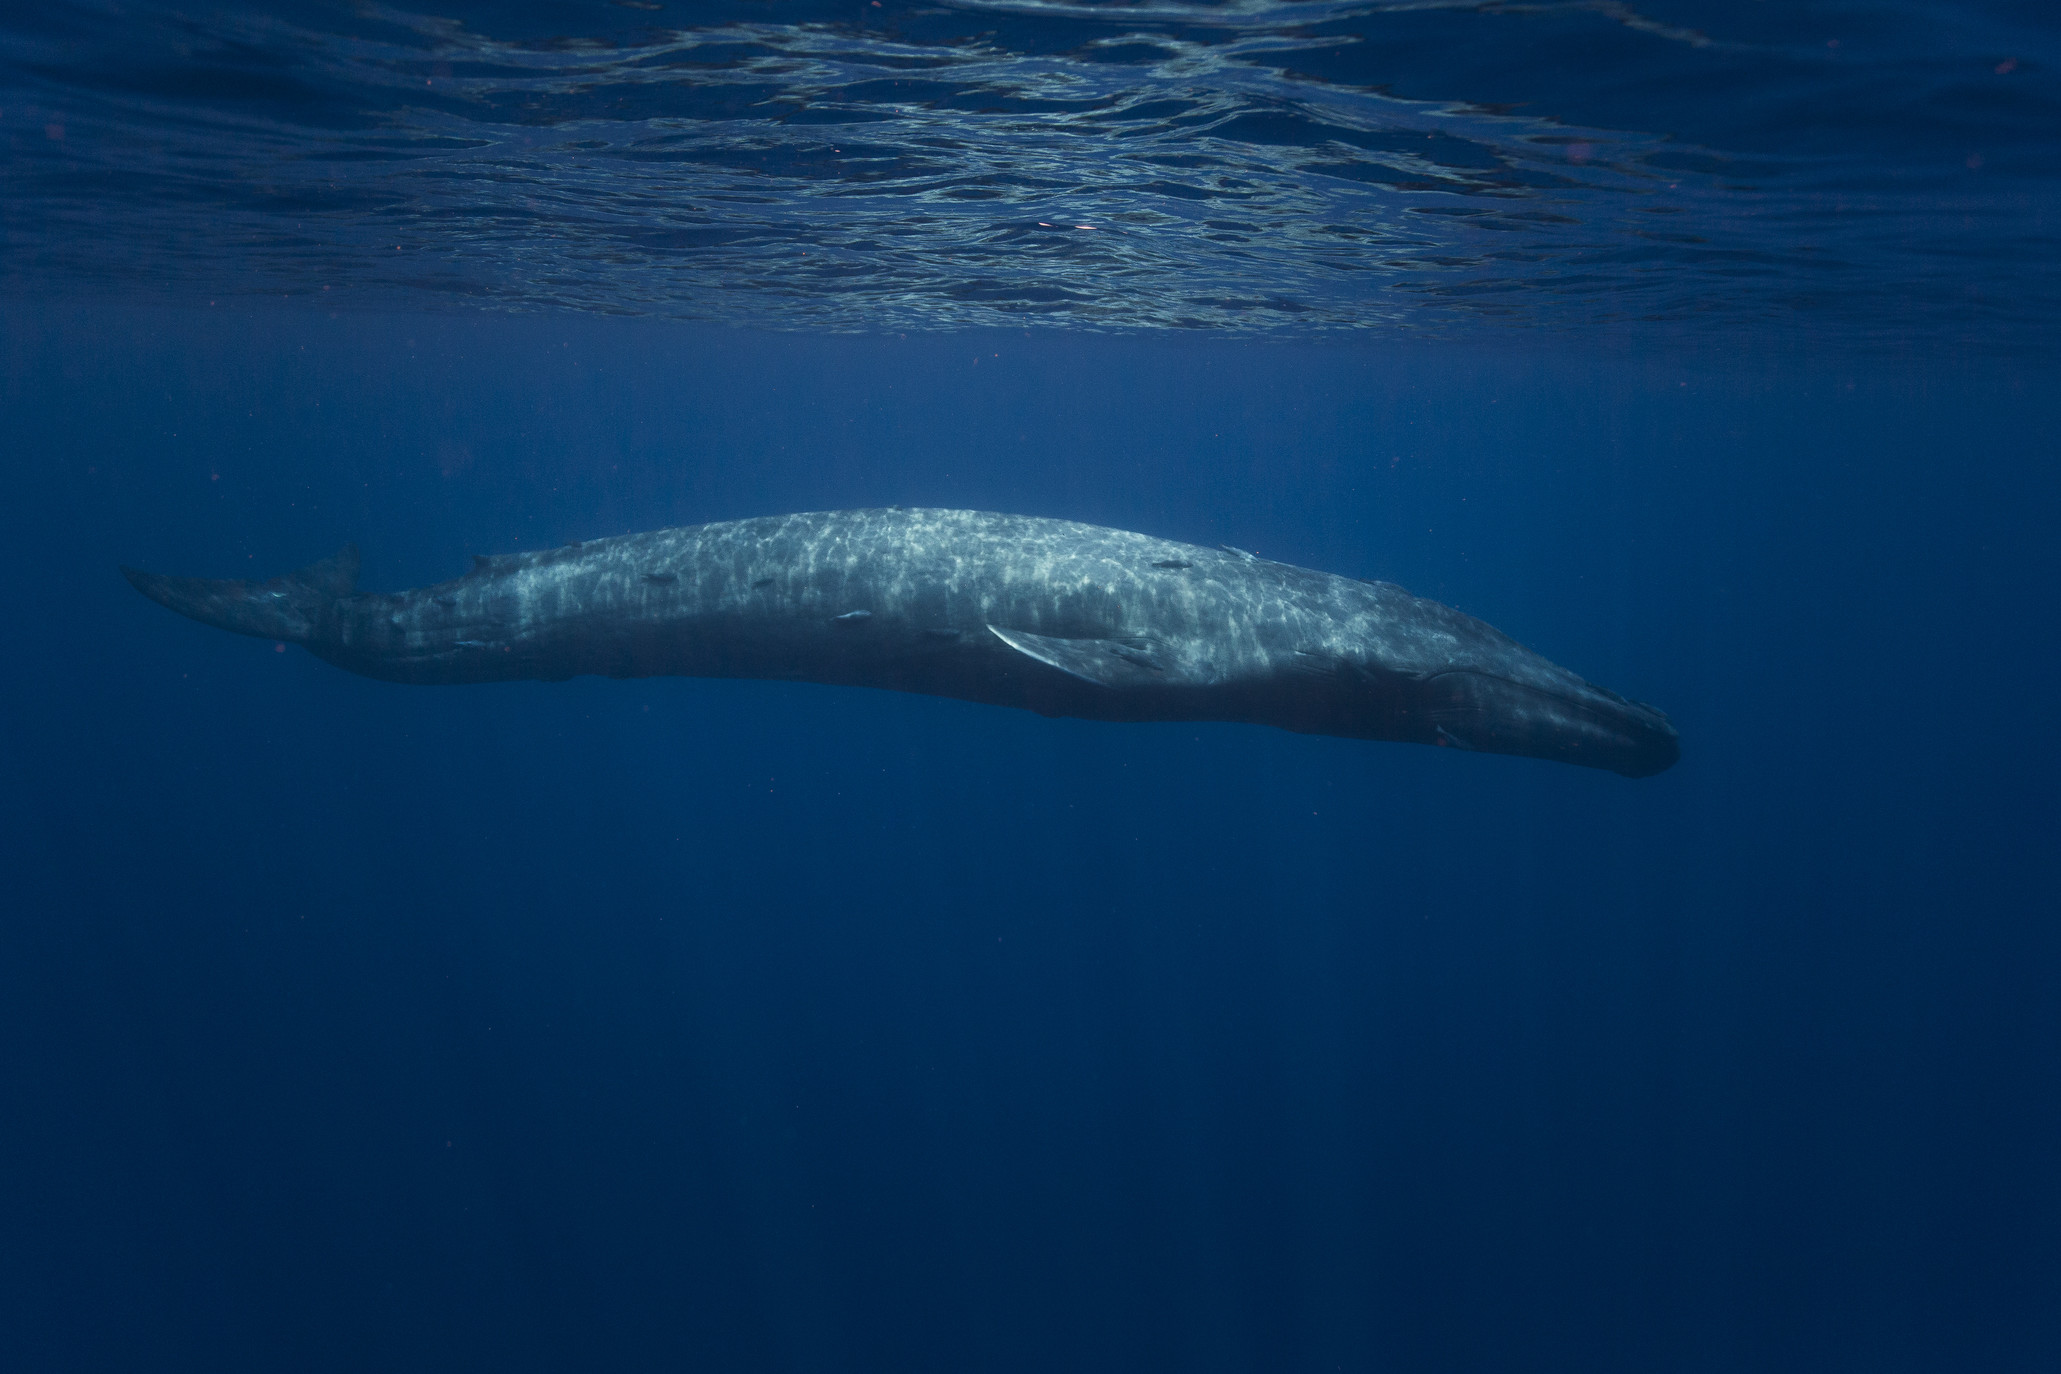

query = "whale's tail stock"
[[121, 545, 359, 643]]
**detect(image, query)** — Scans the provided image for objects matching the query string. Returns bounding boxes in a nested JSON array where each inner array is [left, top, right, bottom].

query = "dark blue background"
[[2, 309, 2057, 1371]]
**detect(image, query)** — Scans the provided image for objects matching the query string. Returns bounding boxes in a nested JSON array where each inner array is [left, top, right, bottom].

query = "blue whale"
[[123, 507, 1678, 777]]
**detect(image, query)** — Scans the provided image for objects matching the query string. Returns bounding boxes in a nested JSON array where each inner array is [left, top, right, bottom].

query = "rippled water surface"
[[5, 2, 2057, 342]]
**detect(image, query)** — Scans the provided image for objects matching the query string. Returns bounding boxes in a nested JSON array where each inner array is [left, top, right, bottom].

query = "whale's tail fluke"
[[121, 545, 359, 643]]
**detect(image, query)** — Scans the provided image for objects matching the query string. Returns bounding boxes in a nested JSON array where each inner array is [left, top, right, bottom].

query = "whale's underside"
[[122, 508, 1679, 777]]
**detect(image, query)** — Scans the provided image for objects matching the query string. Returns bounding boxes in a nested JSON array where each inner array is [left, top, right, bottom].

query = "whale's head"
[[1337, 587, 1679, 778], [1410, 667, 1679, 778]]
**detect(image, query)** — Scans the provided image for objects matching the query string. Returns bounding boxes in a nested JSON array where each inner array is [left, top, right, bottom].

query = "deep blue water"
[[4, 5, 2060, 1373]]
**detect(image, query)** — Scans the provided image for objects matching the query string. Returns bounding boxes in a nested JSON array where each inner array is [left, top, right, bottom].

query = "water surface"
[[5, 1, 2056, 344]]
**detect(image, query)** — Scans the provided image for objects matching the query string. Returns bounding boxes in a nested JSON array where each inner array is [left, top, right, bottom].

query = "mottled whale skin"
[[123, 507, 1679, 777]]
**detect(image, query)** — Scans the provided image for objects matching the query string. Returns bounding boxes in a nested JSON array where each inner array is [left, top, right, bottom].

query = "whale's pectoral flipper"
[[121, 545, 359, 643], [987, 625, 1173, 688]]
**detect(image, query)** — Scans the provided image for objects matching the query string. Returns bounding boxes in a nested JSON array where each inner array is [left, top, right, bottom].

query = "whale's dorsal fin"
[[468, 552, 529, 576], [988, 625, 1171, 688], [294, 545, 360, 597]]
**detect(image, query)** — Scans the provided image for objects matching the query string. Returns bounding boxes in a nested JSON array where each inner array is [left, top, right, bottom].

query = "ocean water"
[[2, 4, 2057, 1373]]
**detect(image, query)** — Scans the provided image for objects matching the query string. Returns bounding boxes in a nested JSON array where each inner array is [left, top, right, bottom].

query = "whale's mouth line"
[[1423, 668, 1673, 728], [1418, 667, 1680, 777]]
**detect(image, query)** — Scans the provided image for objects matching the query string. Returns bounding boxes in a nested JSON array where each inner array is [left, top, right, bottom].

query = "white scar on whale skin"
[[123, 507, 1679, 778]]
